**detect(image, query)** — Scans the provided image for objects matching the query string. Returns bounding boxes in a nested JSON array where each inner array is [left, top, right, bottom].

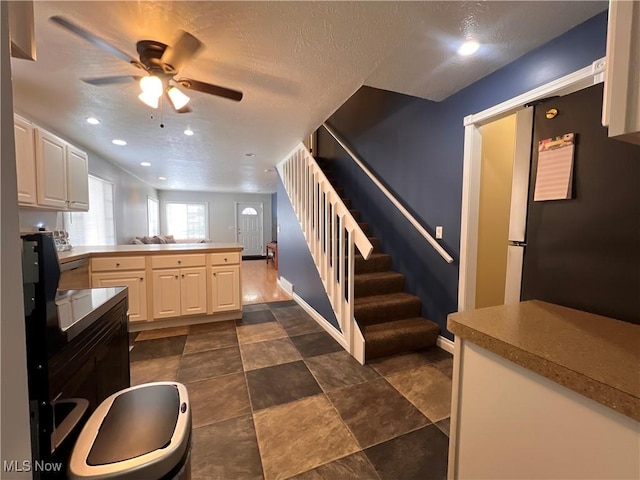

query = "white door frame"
[[458, 57, 606, 312], [235, 201, 264, 256]]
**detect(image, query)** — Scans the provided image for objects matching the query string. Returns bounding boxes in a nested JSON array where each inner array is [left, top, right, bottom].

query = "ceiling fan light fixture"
[[140, 75, 163, 97], [167, 86, 190, 110], [138, 91, 159, 109]]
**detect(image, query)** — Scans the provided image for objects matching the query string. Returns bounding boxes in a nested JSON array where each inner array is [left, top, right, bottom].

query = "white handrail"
[[279, 142, 372, 363], [322, 122, 454, 264]]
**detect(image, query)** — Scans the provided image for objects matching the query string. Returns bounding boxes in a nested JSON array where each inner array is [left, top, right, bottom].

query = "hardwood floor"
[[242, 259, 292, 305]]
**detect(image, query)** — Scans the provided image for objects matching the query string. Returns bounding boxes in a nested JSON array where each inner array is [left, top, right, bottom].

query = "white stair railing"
[[280, 142, 373, 363]]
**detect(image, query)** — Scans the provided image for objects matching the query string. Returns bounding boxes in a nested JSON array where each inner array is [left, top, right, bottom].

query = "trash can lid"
[[87, 384, 179, 465], [69, 382, 191, 480]]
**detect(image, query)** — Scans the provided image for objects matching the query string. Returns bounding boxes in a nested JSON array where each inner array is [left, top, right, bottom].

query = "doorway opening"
[[458, 57, 606, 312]]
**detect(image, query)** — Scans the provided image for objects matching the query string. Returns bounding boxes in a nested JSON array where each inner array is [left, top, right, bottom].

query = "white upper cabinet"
[[66, 144, 89, 211], [14, 115, 37, 205], [35, 128, 68, 209], [602, 0, 640, 145], [16, 115, 90, 211]]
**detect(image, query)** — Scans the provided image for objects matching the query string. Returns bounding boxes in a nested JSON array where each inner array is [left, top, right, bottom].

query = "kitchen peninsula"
[[447, 301, 640, 479], [58, 243, 243, 331]]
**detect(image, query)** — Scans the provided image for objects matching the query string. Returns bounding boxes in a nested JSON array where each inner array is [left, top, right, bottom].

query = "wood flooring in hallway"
[[242, 259, 292, 305]]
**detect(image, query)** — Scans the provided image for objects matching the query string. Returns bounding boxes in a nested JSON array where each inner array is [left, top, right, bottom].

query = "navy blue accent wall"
[[271, 192, 277, 241], [317, 12, 608, 339], [276, 175, 340, 330]]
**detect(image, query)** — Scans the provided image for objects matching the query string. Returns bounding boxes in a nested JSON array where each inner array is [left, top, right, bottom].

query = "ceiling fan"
[[49, 16, 243, 113]]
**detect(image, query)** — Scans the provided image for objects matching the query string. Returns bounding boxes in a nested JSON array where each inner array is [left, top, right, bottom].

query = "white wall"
[[158, 190, 274, 249], [88, 153, 158, 244], [17, 151, 158, 245], [1, 2, 33, 475]]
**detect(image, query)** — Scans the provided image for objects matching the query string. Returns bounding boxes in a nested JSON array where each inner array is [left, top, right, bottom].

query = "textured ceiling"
[[11, 1, 606, 194]]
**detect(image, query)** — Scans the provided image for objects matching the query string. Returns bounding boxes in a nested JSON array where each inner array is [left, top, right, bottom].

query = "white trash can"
[[68, 382, 191, 480]]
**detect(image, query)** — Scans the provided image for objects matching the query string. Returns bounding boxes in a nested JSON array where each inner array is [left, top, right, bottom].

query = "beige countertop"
[[57, 243, 243, 264], [448, 301, 640, 421]]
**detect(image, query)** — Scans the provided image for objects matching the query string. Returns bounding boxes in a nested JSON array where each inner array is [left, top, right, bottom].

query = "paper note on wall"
[[534, 133, 575, 201]]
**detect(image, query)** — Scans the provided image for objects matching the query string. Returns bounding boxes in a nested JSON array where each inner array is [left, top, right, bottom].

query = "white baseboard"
[[292, 293, 349, 350], [277, 276, 294, 295], [437, 334, 455, 354]]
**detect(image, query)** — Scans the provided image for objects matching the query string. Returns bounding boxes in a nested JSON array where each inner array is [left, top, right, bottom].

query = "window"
[[165, 202, 208, 240], [241, 207, 258, 215], [63, 175, 115, 246], [147, 197, 159, 236]]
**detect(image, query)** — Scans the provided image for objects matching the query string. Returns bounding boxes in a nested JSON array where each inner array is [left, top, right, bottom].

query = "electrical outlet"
[[435, 226, 443, 239]]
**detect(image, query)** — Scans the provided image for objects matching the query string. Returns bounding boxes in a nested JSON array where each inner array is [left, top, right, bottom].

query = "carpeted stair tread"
[[355, 252, 391, 273], [354, 293, 421, 325], [363, 317, 440, 360], [349, 209, 361, 221], [354, 271, 405, 298], [358, 223, 369, 234]]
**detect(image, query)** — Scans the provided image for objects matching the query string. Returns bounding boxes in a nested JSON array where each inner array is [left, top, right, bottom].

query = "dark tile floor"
[[129, 301, 453, 480]]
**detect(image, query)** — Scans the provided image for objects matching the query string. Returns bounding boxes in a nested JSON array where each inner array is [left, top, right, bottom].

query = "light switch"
[[435, 226, 443, 239]]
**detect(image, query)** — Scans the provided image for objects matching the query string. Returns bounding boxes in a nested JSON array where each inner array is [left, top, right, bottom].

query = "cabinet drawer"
[[152, 254, 206, 269], [210, 252, 240, 266], [91, 256, 145, 272]]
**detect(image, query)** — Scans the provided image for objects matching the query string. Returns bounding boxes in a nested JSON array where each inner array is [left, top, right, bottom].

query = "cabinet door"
[[180, 267, 207, 316], [152, 269, 181, 319], [91, 272, 148, 322], [14, 115, 37, 205], [210, 265, 240, 313], [35, 128, 68, 209], [66, 145, 89, 211]]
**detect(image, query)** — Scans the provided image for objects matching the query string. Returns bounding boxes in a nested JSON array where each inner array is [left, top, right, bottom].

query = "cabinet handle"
[[175, 275, 178, 279], [116, 263, 120, 267], [178, 260, 181, 264], [224, 258, 228, 262], [181, 274, 184, 278], [213, 272, 217, 276], [139, 277, 143, 281]]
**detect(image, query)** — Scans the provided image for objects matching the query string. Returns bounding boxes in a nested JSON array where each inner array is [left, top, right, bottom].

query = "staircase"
[[317, 158, 440, 360]]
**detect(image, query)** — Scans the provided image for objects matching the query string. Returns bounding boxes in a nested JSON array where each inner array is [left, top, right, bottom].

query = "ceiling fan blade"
[[82, 75, 141, 86], [176, 78, 243, 102], [161, 31, 203, 73], [49, 16, 138, 65]]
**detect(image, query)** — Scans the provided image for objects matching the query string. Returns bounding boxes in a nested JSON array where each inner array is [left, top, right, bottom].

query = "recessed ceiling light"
[[112, 139, 127, 146], [245, 153, 256, 157], [458, 40, 479, 56], [86, 117, 100, 125], [170, 186, 176, 189], [158, 176, 167, 181], [141, 162, 151, 167], [184, 127, 194, 136]]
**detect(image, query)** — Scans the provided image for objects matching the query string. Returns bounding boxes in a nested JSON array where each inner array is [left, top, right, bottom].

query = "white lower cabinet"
[[209, 265, 240, 313], [180, 267, 208, 316], [91, 271, 148, 322], [152, 269, 182, 319], [152, 259, 208, 319]]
